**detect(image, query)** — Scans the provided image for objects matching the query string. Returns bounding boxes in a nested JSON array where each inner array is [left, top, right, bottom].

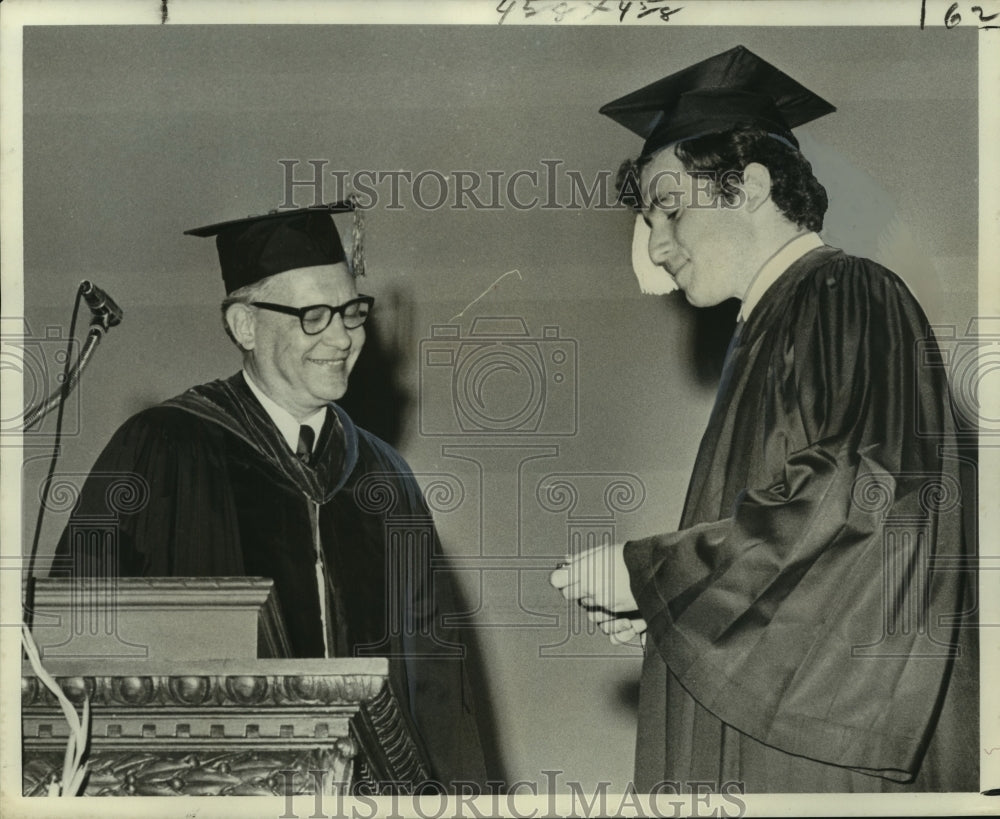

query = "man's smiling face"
[[640, 148, 755, 308], [244, 263, 364, 418]]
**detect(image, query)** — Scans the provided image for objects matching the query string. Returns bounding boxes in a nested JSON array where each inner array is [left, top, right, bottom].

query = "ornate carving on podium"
[[23, 577, 433, 796], [24, 746, 357, 797], [351, 678, 431, 790], [22, 670, 386, 710], [23, 662, 426, 796]]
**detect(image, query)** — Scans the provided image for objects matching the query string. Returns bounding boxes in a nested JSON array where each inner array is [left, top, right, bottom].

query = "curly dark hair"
[[615, 157, 646, 211], [615, 125, 828, 232]]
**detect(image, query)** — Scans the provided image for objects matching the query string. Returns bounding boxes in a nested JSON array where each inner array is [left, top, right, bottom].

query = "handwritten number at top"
[[922, 0, 1000, 28], [496, 0, 682, 25]]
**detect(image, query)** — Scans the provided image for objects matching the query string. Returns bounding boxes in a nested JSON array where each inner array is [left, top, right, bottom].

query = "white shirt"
[[242, 369, 327, 456], [738, 232, 825, 322]]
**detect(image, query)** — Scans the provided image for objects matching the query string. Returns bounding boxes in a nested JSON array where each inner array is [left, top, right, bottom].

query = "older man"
[[54, 203, 486, 788], [552, 46, 977, 792]]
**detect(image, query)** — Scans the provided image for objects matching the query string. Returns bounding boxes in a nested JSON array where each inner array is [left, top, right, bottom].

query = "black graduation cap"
[[185, 201, 364, 294], [600, 45, 836, 158]]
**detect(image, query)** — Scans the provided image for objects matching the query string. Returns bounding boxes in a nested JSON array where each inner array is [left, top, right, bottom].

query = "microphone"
[[79, 280, 123, 328]]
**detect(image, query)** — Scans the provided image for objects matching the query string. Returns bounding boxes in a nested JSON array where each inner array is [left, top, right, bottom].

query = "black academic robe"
[[53, 372, 486, 789], [624, 247, 978, 792]]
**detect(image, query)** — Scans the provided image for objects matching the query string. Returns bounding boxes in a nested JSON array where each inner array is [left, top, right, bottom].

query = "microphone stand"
[[22, 287, 119, 431], [23, 281, 122, 625], [22, 325, 109, 432], [19, 280, 121, 797]]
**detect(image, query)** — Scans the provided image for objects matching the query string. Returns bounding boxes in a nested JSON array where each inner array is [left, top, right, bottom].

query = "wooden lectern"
[[22, 577, 431, 796]]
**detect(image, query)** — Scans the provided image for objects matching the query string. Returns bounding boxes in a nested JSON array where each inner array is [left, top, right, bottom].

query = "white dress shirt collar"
[[738, 232, 825, 322], [242, 369, 327, 455]]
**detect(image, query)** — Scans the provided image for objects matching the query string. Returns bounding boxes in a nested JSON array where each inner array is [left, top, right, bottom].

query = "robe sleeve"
[[52, 406, 245, 579], [623, 257, 968, 780]]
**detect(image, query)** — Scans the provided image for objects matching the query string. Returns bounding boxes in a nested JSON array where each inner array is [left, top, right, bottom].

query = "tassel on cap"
[[348, 192, 365, 279]]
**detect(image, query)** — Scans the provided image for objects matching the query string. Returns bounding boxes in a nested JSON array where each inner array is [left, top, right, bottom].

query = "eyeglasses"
[[251, 295, 375, 334]]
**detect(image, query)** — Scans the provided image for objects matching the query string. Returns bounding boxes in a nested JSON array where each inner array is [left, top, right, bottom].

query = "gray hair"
[[220, 277, 279, 347]]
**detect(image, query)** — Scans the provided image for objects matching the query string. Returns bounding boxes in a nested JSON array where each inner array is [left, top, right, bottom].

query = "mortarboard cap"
[[185, 200, 365, 294], [600, 45, 836, 158]]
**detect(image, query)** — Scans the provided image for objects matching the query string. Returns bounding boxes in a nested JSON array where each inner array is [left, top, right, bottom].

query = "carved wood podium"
[[22, 577, 431, 796]]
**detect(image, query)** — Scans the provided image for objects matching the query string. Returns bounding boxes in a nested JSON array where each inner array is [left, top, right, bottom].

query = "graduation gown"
[[624, 247, 978, 792], [53, 372, 486, 789]]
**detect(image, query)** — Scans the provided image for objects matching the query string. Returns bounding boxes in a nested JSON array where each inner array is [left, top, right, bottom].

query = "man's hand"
[[548, 543, 638, 614], [587, 609, 648, 647]]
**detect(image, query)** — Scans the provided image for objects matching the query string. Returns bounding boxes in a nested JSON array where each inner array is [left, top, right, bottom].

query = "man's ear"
[[226, 303, 257, 350], [741, 162, 773, 212]]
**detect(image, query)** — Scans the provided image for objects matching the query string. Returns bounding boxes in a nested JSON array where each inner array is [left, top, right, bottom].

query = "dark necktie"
[[296, 424, 315, 465]]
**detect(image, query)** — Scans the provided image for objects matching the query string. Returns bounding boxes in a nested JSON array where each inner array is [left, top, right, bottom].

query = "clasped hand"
[[548, 543, 647, 647]]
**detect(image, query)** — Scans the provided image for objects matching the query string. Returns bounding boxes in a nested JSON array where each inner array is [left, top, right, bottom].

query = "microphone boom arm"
[[21, 326, 107, 431], [22, 280, 122, 432]]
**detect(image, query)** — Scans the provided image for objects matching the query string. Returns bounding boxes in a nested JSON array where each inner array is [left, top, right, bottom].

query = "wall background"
[[16, 23, 977, 790]]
